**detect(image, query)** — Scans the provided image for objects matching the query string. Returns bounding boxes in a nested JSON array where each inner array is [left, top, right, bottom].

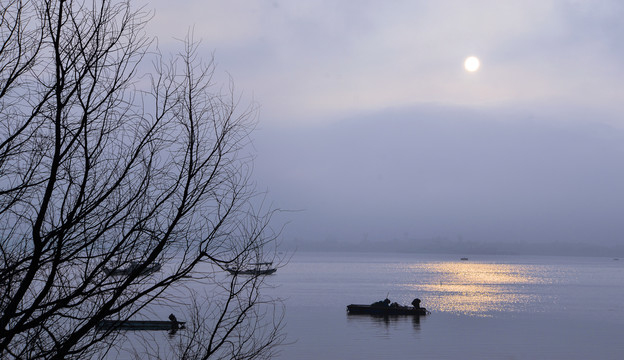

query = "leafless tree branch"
[[0, 1, 283, 359]]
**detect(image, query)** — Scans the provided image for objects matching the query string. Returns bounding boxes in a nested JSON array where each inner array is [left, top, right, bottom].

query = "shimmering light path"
[[402, 262, 553, 315], [267, 252, 624, 359]]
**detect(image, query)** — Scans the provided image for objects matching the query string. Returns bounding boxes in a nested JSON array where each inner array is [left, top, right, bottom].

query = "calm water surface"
[[265, 252, 624, 359]]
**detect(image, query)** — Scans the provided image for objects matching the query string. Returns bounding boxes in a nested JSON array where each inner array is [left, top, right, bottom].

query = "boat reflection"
[[347, 313, 421, 331]]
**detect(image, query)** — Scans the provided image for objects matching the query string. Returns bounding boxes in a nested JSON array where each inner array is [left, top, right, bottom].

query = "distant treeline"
[[282, 237, 624, 258]]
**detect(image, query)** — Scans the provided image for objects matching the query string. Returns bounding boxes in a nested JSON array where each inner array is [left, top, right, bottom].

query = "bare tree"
[[0, 1, 283, 359]]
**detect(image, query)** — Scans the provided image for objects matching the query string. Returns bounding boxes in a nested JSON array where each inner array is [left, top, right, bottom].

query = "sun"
[[464, 56, 480, 72]]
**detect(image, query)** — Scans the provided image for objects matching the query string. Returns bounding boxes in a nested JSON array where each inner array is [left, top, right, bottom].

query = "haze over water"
[[140, 2, 624, 357], [147, 1, 624, 255], [267, 251, 624, 359]]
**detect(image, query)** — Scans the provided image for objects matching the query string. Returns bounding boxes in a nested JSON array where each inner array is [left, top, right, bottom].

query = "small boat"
[[460, 257, 469, 261], [347, 304, 427, 316], [226, 262, 276, 275], [104, 262, 162, 276], [96, 319, 185, 331], [347, 298, 427, 316]]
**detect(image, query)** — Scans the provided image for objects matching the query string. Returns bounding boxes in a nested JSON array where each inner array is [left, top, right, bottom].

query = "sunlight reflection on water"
[[269, 253, 624, 360], [399, 262, 554, 315]]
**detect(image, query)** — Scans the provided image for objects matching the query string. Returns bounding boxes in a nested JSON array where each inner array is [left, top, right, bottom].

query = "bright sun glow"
[[464, 56, 480, 72]]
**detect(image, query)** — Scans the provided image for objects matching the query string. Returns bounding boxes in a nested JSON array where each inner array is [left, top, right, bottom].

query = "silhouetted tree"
[[0, 1, 282, 358]]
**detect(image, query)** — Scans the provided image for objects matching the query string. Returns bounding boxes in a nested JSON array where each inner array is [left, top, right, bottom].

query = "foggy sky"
[[147, 1, 624, 253]]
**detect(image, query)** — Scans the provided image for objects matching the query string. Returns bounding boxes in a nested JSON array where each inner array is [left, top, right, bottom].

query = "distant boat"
[[96, 319, 185, 331], [104, 262, 162, 276], [347, 298, 427, 316], [460, 257, 469, 261], [226, 262, 277, 275]]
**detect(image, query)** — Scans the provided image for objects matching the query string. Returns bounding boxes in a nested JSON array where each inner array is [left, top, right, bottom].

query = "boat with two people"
[[347, 298, 428, 316], [226, 261, 277, 275]]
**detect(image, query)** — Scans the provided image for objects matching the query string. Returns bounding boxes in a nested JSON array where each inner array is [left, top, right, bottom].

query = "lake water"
[[264, 252, 624, 360]]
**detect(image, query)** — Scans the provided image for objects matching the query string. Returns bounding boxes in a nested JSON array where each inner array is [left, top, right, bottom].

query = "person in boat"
[[371, 298, 391, 307], [169, 313, 179, 332], [411, 298, 421, 309]]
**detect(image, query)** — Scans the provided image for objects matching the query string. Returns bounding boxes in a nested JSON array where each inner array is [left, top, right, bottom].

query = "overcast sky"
[[147, 1, 624, 249]]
